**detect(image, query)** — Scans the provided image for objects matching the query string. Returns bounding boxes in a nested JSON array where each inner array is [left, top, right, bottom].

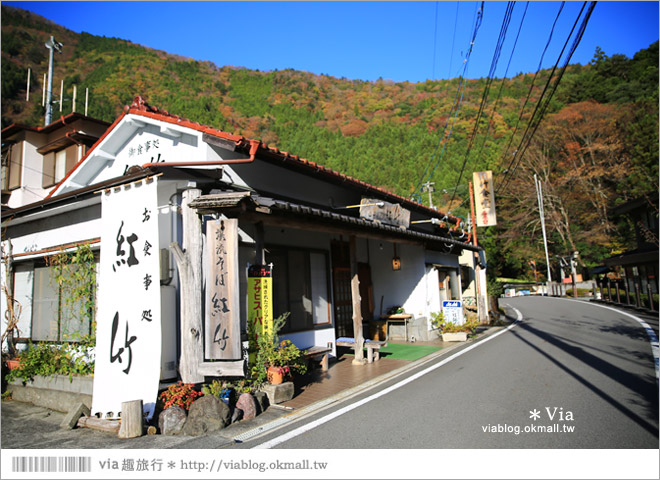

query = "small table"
[[381, 314, 413, 341]]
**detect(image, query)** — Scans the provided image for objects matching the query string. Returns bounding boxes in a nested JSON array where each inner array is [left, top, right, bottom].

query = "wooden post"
[[118, 400, 144, 439], [349, 235, 365, 364], [170, 189, 205, 384], [254, 221, 265, 264], [469, 182, 488, 324]]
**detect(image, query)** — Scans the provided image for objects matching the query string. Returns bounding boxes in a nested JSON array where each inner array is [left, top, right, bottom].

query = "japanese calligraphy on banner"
[[473, 171, 497, 227], [248, 264, 273, 338], [92, 178, 161, 420], [205, 218, 241, 360]]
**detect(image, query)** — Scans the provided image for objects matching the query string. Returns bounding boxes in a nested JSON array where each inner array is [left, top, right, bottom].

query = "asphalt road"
[[241, 297, 659, 449]]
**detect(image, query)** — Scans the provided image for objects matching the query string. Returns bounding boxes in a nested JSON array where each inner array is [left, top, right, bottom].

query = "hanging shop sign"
[[359, 197, 411, 228], [92, 177, 161, 420], [473, 171, 497, 227], [248, 264, 273, 338], [205, 217, 241, 360]]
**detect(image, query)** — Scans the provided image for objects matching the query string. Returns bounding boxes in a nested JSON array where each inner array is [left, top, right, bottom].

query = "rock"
[[182, 395, 230, 436], [231, 407, 243, 424], [61, 402, 91, 430], [260, 382, 294, 405], [236, 393, 258, 420], [158, 406, 187, 436], [253, 391, 269, 414]]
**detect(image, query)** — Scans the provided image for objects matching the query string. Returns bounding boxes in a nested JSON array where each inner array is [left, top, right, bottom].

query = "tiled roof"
[[188, 191, 480, 252], [125, 96, 462, 227], [1, 112, 110, 138]]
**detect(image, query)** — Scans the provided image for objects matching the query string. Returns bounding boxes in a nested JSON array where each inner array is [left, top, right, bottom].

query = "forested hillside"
[[2, 5, 657, 281]]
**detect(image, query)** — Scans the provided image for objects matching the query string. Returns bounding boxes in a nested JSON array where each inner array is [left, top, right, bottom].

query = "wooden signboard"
[[473, 171, 497, 227], [205, 218, 241, 360], [359, 197, 410, 228]]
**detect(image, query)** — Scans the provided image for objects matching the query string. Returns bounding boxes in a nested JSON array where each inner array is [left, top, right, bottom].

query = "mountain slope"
[[2, 5, 657, 279]]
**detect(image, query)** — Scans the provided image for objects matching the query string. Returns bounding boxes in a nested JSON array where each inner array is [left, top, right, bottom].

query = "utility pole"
[[534, 174, 552, 293], [422, 181, 435, 209], [44, 36, 63, 126]]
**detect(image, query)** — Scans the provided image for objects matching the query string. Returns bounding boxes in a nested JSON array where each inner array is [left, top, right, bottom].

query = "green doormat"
[[379, 343, 442, 361]]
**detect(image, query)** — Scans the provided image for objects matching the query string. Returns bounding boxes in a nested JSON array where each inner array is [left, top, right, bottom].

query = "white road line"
[[551, 298, 659, 383], [253, 312, 522, 449]]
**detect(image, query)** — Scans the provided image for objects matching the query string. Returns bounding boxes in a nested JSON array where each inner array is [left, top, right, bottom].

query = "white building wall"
[[8, 131, 47, 208]]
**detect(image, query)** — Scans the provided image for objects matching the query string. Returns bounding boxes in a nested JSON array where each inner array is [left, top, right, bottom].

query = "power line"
[[412, 1, 484, 201], [495, 2, 567, 194], [447, 1, 516, 209], [453, 1, 531, 213], [497, 2, 596, 196], [432, 1, 439, 80]]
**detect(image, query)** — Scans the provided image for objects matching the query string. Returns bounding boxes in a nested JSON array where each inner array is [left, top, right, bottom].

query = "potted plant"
[[250, 313, 307, 385], [202, 379, 235, 405], [431, 311, 478, 342]]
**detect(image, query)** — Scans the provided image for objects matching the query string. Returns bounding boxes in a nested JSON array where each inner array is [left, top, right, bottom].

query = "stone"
[[235, 393, 258, 420], [181, 395, 230, 436], [60, 401, 90, 430], [158, 406, 187, 436], [253, 391, 269, 414], [231, 407, 243, 424], [260, 382, 294, 405]]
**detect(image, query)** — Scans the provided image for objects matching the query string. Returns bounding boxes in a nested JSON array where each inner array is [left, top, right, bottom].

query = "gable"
[[51, 114, 204, 195]]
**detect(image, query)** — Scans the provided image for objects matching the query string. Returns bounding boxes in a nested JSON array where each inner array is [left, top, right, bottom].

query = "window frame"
[[265, 245, 332, 334], [27, 254, 98, 343]]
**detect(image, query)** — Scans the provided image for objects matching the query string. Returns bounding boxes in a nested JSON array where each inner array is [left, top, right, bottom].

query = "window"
[[266, 247, 331, 333], [2, 142, 23, 190], [42, 144, 80, 188], [30, 261, 97, 342]]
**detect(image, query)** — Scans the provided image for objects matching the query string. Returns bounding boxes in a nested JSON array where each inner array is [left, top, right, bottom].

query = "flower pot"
[[442, 332, 468, 342], [6, 359, 21, 370], [267, 366, 285, 385]]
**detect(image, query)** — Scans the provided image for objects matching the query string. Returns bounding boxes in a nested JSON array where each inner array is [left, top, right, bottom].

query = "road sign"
[[442, 300, 464, 325]]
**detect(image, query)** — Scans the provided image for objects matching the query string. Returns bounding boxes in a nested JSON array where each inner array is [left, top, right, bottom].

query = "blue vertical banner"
[[92, 177, 161, 420]]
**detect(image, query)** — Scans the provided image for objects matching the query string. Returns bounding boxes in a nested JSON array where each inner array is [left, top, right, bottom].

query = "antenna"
[[26, 68, 31, 102], [44, 36, 63, 126], [85, 88, 89, 116]]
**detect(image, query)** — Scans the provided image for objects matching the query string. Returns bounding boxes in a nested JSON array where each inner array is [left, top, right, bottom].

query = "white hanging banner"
[[92, 177, 161, 420]]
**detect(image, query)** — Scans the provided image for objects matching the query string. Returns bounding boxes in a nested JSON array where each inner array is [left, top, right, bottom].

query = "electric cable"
[[447, 1, 516, 209], [497, 2, 596, 196], [412, 2, 484, 200], [496, 2, 567, 194]]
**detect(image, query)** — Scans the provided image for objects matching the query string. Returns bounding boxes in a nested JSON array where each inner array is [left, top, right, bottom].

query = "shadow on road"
[[511, 321, 659, 438]]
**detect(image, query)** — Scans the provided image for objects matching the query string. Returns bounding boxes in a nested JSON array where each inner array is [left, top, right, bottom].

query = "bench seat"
[[301, 345, 332, 371], [335, 337, 387, 363]]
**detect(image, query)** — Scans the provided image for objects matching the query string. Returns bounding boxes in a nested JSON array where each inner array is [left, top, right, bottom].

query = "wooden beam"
[[239, 211, 424, 247], [350, 235, 365, 364], [169, 189, 205, 384], [77, 417, 120, 434], [254, 221, 265, 264], [197, 360, 246, 377]]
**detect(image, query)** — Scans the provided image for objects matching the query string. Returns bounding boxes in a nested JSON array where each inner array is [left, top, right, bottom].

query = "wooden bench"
[[302, 345, 332, 371], [335, 337, 387, 363]]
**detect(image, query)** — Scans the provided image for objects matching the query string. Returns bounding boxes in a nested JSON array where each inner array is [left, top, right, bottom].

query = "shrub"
[[158, 381, 202, 410], [5, 341, 95, 383]]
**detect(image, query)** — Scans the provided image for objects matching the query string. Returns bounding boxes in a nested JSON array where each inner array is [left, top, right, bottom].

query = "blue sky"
[[4, 1, 659, 83]]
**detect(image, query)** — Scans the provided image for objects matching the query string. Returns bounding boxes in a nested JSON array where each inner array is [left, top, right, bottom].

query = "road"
[[239, 297, 659, 449]]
